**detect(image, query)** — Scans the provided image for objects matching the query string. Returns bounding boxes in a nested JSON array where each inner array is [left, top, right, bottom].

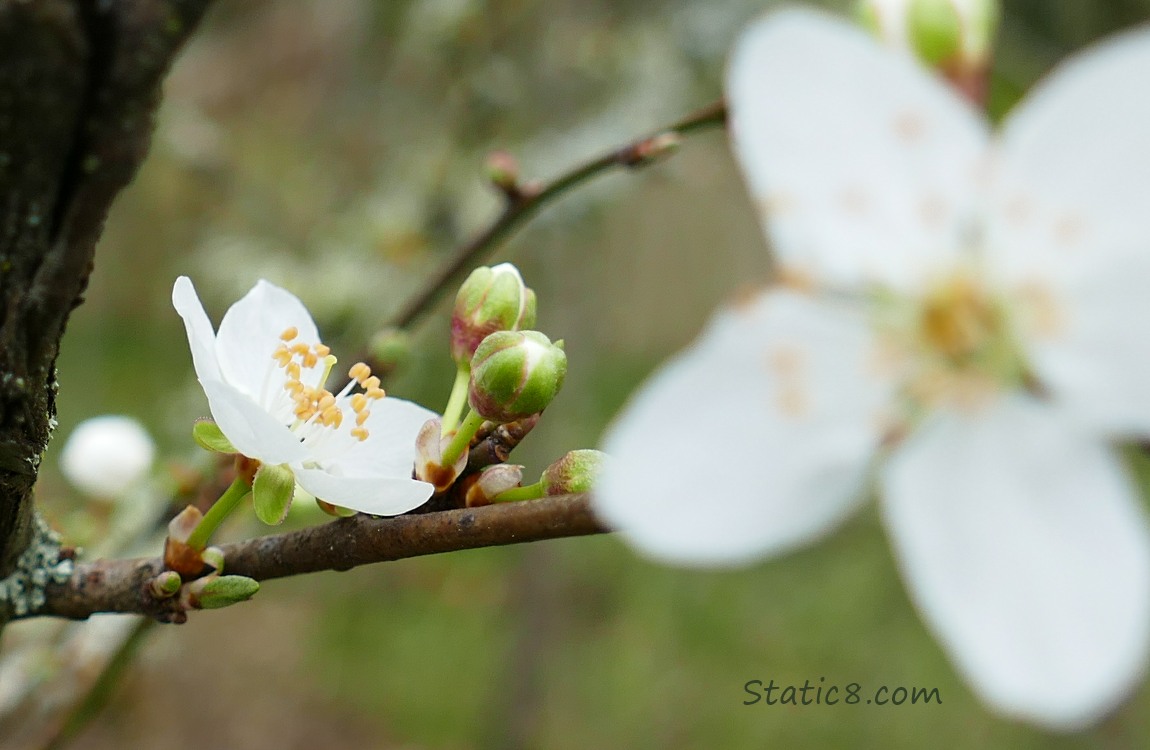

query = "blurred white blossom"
[[60, 416, 156, 500], [597, 9, 1150, 729]]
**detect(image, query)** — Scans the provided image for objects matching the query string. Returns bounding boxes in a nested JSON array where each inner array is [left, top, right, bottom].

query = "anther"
[[366, 387, 386, 401], [363, 375, 381, 391], [280, 327, 298, 342], [351, 427, 369, 441], [356, 410, 369, 426], [350, 393, 368, 413], [348, 362, 371, 383], [315, 344, 331, 357]]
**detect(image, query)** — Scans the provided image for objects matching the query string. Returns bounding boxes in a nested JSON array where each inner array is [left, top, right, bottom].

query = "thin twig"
[[387, 100, 728, 331], [32, 494, 605, 622]]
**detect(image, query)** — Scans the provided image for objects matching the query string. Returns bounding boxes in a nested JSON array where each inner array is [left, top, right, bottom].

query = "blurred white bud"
[[60, 415, 156, 500]]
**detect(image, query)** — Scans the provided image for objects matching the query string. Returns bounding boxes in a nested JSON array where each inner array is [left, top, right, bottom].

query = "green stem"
[[492, 481, 545, 503], [441, 366, 471, 435], [440, 409, 486, 468], [186, 477, 251, 550]]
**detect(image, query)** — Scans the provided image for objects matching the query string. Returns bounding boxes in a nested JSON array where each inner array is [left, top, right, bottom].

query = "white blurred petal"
[[881, 396, 1150, 729], [596, 289, 891, 565], [200, 379, 307, 465], [981, 27, 1150, 437], [215, 280, 324, 397], [294, 468, 433, 516], [988, 26, 1150, 286], [172, 276, 222, 383], [726, 9, 988, 290], [60, 416, 155, 499]]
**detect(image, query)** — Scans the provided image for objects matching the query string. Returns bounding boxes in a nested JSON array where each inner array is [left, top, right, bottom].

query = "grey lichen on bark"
[[0, 0, 213, 603]]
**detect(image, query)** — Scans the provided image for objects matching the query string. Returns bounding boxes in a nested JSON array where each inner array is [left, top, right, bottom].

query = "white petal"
[[982, 28, 1150, 436], [294, 468, 433, 516], [1018, 257, 1150, 437], [595, 289, 890, 566], [881, 396, 1150, 729], [172, 276, 222, 382], [327, 398, 438, 476], [987, 26, 1150, 285], [200, 379, 308, 465], [215, 280, 324, 397], [726, 9, 988, 290]]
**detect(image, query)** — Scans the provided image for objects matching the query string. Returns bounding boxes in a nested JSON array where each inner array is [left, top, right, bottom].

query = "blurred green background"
[[11, 0, 1150, 747]]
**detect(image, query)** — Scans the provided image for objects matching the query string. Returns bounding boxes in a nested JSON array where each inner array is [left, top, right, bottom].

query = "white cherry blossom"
[[173, 276, 435, 517], [595, 9, 1150, 729]]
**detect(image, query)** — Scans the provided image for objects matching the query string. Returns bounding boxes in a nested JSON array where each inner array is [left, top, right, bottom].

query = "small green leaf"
[[198, 575, 260, 609], [192, 420, 236, 454], [252, 463, 295, 525]]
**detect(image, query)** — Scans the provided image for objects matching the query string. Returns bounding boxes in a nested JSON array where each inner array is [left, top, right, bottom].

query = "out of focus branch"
[[31, 494, 605, 622], [388, 99, 728, 331]]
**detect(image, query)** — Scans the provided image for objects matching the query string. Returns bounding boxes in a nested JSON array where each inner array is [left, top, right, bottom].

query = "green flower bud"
[[368, 326, 412, 374], [856, 0, 998, 71], [468, 330, 567, 423], [184, 574, 260, 610], [540, 449, 607, 495], [451, 264, 537, 366], [150, 570, 183, 599]]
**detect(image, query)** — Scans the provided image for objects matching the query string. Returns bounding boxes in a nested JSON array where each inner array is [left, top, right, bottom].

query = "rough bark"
[[0, 0, 214, 575]]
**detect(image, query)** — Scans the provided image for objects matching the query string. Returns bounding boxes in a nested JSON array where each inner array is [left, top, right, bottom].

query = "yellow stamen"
[[356, 410, 369, 426], [363, 376, 381, 391], [280, 326, 298, 342], [366, 387, 386, 401], [317, 394, 336, 412], [350, 393, 368, 413], [287, 362, 301, 380], [348, 362, 371, 383], [315, 344, 331, 357], [351, 426, 369, 442]]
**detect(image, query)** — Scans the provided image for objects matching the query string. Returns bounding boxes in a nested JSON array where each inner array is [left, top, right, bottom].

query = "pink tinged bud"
[[540, 449, 607, 495], [466, 464, 524, 507], [450, 264, 537, 366], [485, 150, 521, 193], [164, 505, 207, 576], [468, 330, 567, 423], [415, 417, 468, 491]]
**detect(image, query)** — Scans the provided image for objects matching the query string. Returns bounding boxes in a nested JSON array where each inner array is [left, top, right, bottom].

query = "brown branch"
[[386, 99, 728, 332], [31, 494, 606, 622], [0, 0, 215, 579]]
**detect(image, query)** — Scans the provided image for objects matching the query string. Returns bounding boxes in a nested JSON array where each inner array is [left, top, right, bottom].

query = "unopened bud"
[[60, 415, 156, 500], [182, 574, 260, 610], [451, 263, 537, 366], [415, 417, 468, 491], [485, 150, 521, 193], [368, 327, 412, 374], [150, 570, 183, 599], [468, 330, 566, 423], [629, 132, 682, 165], [201, 546, 225, 574], [164, 505, 206, 576], [540, 449, 607, 495], [465, 464, 524, 507], [857, 0, 997, 79]]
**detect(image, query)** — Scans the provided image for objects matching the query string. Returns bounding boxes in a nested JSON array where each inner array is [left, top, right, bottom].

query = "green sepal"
[[192, 420, 236, 454], [198, 575, 260, 609], [252, 463, 296, 525]]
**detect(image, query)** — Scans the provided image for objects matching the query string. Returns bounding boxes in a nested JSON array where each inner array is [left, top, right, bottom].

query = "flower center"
[[273, 327, 386, 442], [874, 273, 1029, 411]]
